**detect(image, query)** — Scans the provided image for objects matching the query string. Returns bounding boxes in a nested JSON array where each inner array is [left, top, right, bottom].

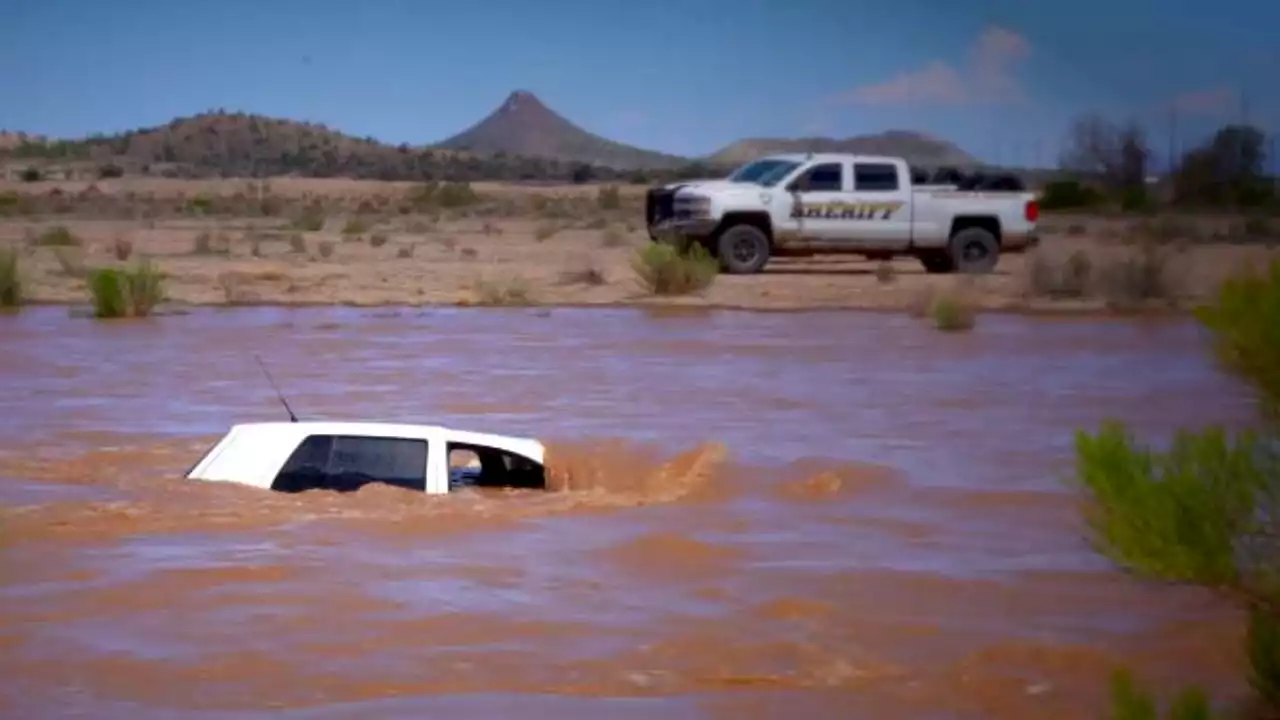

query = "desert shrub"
[[88, 269, 128, 318], [0, 248, 21, 308], [0, 192, 21, 217], [35, 226, 80, 247], [184, 196, 214, 216], [1038, 180, 1104, 211], [88, 259, 165, 318], [53, 247, 87, 278], [474, 276, 531, 305], [535, 223, 559, 242], [315, 241, 336, 260], [631, 236, 718, 295], [408, 181, 480, 211], [597, 184, 622, 211], [1098, 242, 1176, 309], [123, 259, 164, 316], [1133, 216, 1201, 245], [342, 217, 370, 234], [1242, 216, 1276, 242], [369, 233, 389, 248], [1027, 250, 1091, 299], [874, 262, 896, 284], [601, 227, 629, 248], [1119, 186, 1154, 214], [559, 259, 607, 286], [1074, 258, 1280, 716], [436, 182, 479, 208], [292, 212, 325, 232], [1108, 669, 1215, 719], [929, 292, 976, 331], [112, 236, 133, 261], [1194, 260, 1280, 424]]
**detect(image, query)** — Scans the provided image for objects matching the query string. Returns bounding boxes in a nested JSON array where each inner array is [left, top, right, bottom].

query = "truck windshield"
[[728, 159, 802, 187]]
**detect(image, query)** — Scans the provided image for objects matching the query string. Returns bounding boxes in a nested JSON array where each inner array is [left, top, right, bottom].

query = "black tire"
[[716, 224, 771, 274], [947, 227, 1001, 274], [919, 252, 955, 274]]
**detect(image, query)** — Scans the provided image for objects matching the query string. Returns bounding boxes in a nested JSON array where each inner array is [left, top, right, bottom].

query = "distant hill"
[[0, 131, 43, 151], [0, 110, 637, 183], [1, 94, 1004, 184], [707, 131, 978, 169], [436, 91, 687, 170]]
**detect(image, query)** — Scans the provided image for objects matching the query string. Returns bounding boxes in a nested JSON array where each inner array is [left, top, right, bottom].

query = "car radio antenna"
[[253, 353, 298, 423]]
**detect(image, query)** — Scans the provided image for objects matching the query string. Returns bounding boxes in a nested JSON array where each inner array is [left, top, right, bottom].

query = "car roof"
[[226, 420, 544, 459]]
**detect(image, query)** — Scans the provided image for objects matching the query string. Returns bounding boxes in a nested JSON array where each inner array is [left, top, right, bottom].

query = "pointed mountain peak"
[[435, 90, 686, 169], [498, 90, 548, 115]]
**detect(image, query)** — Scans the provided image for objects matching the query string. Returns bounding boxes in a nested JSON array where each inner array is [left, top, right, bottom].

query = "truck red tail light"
[[1024, 199, 1039, 222]]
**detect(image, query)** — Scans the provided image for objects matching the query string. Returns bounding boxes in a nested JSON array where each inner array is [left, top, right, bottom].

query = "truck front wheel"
[[947, 227, 1000, 274], [716, 225, 771, 274]]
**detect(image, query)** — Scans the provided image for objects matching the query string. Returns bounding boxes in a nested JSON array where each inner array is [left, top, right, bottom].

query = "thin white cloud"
[[828, 26, 1031, 107], [1170, 87, 1238, 116]]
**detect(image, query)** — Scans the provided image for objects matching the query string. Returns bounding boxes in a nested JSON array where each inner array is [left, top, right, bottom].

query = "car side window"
[[447, 442, 546, 491], [793, 163, 844, 192], [272, 434, 429, 493], [855, 163, 901, 192]]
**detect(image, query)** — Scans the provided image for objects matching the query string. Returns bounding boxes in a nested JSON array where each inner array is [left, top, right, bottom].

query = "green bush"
[[1193, 260, 1280, 423], [631, 236, 718, 295], [89, 268, 129, 318], [88, 259, 165, 318], [930, 294, 976, 332], [0, 248, 20, 308], [1073, 258, 1280, 716], [1039, 180, 1105, 211], [1108, 668, 1215, 719]]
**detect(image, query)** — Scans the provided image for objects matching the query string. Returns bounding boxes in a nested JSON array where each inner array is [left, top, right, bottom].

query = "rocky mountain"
[[435, 91, 687, 170], [707, 131, 978, 169]]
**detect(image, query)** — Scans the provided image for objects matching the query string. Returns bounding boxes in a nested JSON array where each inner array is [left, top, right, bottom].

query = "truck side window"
[[793, 163, 843, 192], [855, 163, 900, 192]]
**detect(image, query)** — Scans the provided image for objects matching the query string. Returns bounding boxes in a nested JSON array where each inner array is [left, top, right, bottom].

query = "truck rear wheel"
[[947, 227, 1000, 274], [716, 225, 771, 274]]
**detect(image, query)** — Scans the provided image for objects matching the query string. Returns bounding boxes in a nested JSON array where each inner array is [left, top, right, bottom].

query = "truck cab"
[[644, 153, 1040, 275]]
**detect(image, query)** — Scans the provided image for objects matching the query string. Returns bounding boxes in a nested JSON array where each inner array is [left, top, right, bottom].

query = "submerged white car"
[[185, 421, 547, 494]]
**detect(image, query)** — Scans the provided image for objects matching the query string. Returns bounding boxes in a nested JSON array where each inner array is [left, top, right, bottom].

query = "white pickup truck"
[[644, 153, 1040, 274]]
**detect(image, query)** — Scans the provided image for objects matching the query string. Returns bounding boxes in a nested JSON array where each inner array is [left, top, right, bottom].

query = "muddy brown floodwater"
[[0, 306, 1261, 718]]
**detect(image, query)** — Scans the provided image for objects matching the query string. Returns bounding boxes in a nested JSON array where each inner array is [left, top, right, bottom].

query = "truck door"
[[849, 161, 912, 250], [783, 161, 849, 245]]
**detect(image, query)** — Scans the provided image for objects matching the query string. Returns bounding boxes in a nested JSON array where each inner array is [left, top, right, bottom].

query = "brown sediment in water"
[[0, 306, 1263, 718], [542, 439, 730, 502], [770, 460, 906, 502], [0, 437, 736, 547], [596, 532, 747, 581]]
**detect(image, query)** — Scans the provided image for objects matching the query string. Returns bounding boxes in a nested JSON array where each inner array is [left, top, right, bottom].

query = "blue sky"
[[2, 0, 1276, 167]]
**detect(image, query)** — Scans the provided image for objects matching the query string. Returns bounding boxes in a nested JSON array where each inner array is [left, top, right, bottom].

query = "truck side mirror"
[[788, 176, 809, 193]]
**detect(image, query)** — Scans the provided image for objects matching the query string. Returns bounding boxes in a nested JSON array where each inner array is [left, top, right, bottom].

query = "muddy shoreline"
[[15, 295, 1192, 317]]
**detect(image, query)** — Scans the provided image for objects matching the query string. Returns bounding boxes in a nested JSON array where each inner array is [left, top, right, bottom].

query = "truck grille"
[[645, 187, 676, 226]]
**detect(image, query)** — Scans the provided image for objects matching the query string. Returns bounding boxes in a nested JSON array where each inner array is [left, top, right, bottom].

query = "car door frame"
[[848, 161, 912, 250], [783, 160, 852, 249]]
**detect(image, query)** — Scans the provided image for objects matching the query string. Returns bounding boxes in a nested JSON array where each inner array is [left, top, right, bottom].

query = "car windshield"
[[728, 159, 802, 187]]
